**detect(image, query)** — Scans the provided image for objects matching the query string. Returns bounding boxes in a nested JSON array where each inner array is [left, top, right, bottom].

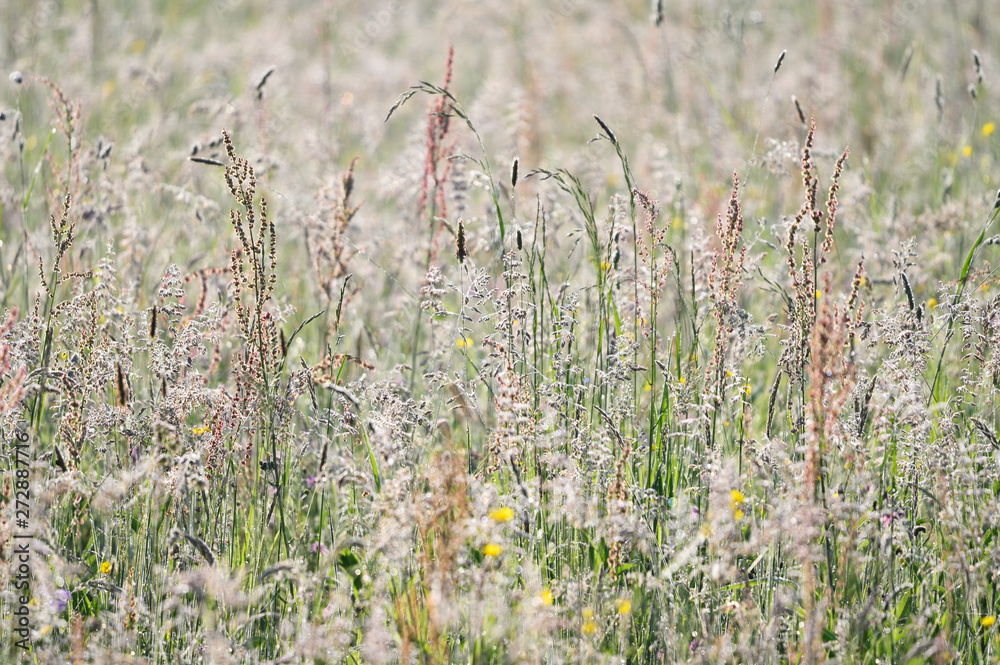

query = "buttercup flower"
[[730, 489, 746, 521], [488, 507, 515, 523]]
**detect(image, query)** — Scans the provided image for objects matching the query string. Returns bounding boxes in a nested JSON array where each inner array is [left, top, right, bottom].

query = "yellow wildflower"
[[983, 615, 997, 628], [488, 507, 515, 523], [730, 489, 746, 520], [963, 145, 974, 158], [100, 561, 112, 575], [582, 609, 597, 634], [538, 588, 554, 606], [483, 543, 503, 557], [984, 122, 996, 137], [616, 598, 632, 615]]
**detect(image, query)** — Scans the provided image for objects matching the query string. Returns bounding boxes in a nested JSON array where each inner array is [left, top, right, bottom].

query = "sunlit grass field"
[[2, 1, 1000, 663]]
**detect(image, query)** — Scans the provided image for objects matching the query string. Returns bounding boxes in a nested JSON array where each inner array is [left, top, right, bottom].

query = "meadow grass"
[[1, 2, 1000, 663]]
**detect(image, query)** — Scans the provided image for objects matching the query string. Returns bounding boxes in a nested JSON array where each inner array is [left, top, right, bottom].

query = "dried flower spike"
[[775, 49, 787, 73]]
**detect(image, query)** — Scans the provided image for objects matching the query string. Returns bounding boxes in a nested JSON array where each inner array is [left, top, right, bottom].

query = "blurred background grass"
[[3, 0, 998, 321]]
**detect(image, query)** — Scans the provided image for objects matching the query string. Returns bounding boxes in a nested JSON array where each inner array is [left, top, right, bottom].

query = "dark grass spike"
[[594, 115, 617, 145], [334, 275, 352, 335], [255, 65, 275, 98], [189, 156, 224, 166], [971, 418, 1000, 451], [856, 374, 877, 438], [318, 439, 329, 473], [899, 45, 914, 81], [383, 89, 419, 123], [183, 533, 216, 566], [935, 75, 944, 122], [457, 220, 467, 263], [766, 370, 782, 438], [901, 272, 914, 311], [793, 96, 806, 124], [116, 362, 127, 407], [286, 309, 326, 349]]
